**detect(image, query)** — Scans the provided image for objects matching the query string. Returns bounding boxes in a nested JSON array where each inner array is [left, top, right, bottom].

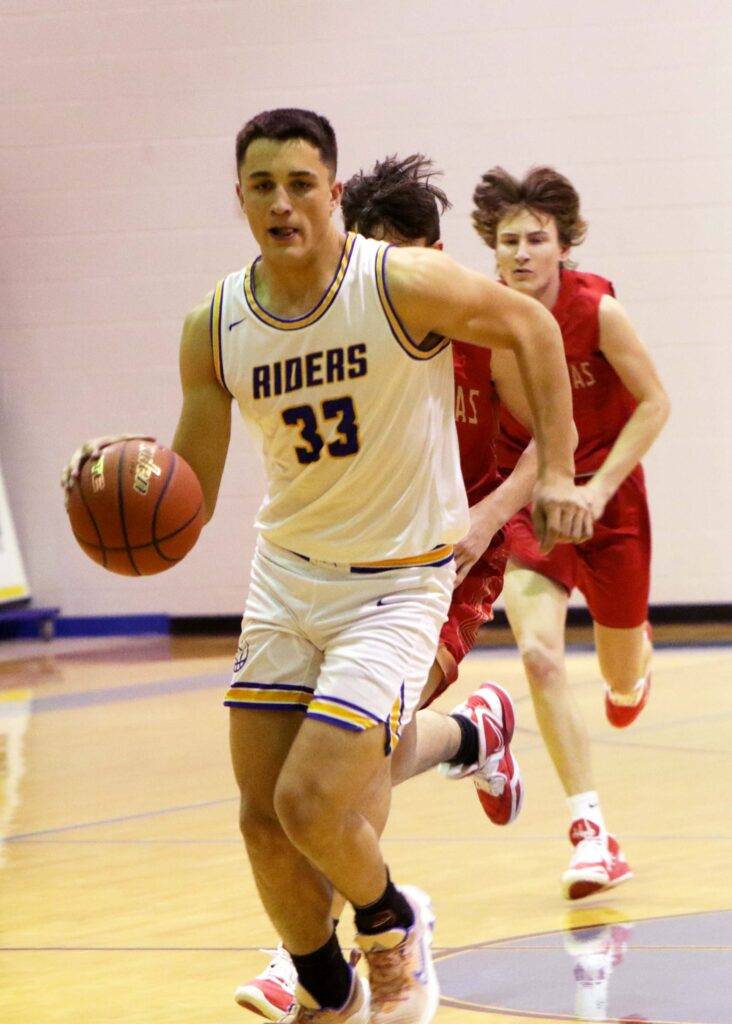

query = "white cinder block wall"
[[2, 0, 730, 616]]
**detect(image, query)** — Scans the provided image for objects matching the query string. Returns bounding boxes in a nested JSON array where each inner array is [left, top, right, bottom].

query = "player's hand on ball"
[[531, 476, 594, 553], [61, 434, 155, 493]]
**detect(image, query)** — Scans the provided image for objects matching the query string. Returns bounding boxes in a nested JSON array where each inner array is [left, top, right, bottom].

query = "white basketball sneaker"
[[356, 884, 439, 1024]]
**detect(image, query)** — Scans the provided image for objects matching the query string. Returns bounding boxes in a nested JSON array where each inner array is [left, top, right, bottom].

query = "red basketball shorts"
[[428, 535, 509, 705], [506, 467, 651, 629]]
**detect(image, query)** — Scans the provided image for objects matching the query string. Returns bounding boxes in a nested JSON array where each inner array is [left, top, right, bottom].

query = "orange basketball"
[[66, 440, 205, 576]]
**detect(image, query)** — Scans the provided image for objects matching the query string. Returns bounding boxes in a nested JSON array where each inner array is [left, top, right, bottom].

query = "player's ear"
[[559, 243, 571, 264], [235, 180, 245, 211], [431, 241, 444, 251], [330, 180, 343, 212]]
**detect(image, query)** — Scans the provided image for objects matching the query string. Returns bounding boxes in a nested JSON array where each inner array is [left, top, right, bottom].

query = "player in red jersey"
[[472, 166, 670, 899], [234, 155, 592, 1021]]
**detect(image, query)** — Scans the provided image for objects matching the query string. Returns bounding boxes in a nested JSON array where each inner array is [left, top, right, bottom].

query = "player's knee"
[[520, 637, 564, 688], [238, 796, 280, 848], [273, 773, 333, 854]]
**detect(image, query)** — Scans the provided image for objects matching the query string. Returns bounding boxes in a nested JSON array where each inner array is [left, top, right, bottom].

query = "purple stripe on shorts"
[[224, 700, 309, 712], [228, 681, 315, 693], [311, 694, 382, 724], [306, 712, 363, 732]]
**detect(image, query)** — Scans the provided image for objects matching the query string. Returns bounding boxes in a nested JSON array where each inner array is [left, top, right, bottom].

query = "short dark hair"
[[472, 166, 587, 251], [235, 108, 338, 176], [342, 154, 450, 246]]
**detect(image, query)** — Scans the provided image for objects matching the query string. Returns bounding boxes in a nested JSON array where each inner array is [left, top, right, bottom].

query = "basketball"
[[66, 440, 205, 576]]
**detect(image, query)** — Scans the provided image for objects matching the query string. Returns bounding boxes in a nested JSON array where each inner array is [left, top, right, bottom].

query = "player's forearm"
[[590, 396, 670, 499], [172, 397, 231, 522], [473, 442, 538, 531], [511, 315, 575, 482]]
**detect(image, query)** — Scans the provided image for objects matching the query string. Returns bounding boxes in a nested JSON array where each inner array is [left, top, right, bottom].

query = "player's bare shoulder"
[[179, 291, 221, 387], [182, 292, 214, 348], [385, 245, 458, 299], [384, 245, 468, 341], [597, 293, 649, 359], [598, 293, 634, 336]]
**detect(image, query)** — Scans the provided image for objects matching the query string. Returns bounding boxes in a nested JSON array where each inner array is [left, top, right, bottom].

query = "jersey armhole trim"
[[375, 244, 451, 361], [210, 278, 230, 394]]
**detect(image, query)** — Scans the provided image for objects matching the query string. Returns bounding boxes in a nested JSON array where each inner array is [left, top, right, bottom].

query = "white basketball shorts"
[[224, 537, 454, 752]]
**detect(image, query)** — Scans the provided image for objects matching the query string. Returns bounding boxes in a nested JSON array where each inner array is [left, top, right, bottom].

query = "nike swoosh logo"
[[376, 596, 408, 607], [228, 318, 246, 331]]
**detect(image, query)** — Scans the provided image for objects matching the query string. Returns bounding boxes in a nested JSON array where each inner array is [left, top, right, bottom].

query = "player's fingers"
[[578, 508, 595, 543], [531, 504, 548, 550], [455, 558, 474, 585], [62, 446, 88, 489], [562, 507, 587, 544], [538, 503, 564, 553]]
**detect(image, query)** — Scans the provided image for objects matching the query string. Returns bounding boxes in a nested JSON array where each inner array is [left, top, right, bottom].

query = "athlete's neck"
[[254, 227, 347, 319], [534, 270, 563, 312]]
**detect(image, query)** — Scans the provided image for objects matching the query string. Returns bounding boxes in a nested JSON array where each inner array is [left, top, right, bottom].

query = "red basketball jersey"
[[496, 269, 637, 476], [452, 340, 501, 502]]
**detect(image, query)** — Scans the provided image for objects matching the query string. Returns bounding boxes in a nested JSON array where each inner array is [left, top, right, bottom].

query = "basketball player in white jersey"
[[63, 108, 592, 1024]]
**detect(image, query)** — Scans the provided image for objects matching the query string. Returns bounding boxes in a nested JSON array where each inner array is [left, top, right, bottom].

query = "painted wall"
[[2, 1, 730, 615]]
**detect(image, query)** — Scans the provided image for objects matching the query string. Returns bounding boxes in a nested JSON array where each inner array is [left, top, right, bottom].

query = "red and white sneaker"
[[562, 820, 633, 900], [605, 675, 651, 728], [441, 682, 524, 826], [605, 622, 653, 728], [235, 943, 296, 1020]]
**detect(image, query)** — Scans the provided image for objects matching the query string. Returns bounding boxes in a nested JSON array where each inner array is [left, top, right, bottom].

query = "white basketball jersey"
[[211, 232, 469, 563]]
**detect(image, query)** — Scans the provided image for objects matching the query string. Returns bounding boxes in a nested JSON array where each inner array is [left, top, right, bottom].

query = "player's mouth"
[[512, 267, 533, 277], [268, 226, 299, 241]]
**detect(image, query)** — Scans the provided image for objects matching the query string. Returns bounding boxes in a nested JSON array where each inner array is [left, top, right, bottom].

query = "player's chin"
[[511, 278, 541, 297], [265, 230, 307, 256]]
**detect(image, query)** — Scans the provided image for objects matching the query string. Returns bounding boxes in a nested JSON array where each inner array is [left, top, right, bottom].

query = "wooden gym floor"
[[1, 631, 730, 1023]]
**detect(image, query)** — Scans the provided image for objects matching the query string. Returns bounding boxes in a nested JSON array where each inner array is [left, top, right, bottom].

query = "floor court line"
[[22, 672, 226, 714], [5, 643, 728, 718], [5, 796, 237, 842], [7, 834, 731, 846], [515, 728, 732, 758]]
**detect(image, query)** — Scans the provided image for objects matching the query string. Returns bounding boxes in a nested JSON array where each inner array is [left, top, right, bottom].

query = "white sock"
[[607, 677, 646, 707], [568, 791, 606, 835]]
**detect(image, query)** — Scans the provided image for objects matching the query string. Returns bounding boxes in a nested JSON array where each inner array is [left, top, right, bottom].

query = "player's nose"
[[269, 186, 292, 214]]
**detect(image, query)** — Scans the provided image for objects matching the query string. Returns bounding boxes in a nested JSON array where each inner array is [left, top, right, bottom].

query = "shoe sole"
[[562, 866, 634, 901], [399, 885, 440, 1024], [235, 987, 291, 1021]]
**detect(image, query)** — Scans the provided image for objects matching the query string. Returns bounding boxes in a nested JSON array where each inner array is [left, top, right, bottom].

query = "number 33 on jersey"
[[209, 232, 469, 565]]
